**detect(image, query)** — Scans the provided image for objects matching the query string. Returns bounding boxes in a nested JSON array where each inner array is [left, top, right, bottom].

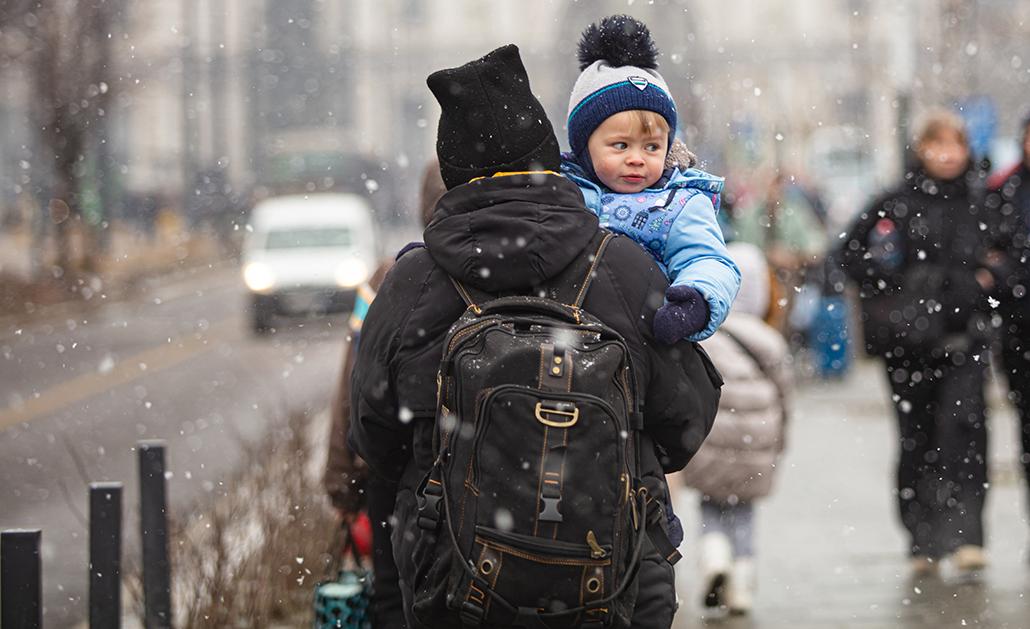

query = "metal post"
[[90, 482, 123, 629], [1, 529, 42, 629], [138, 440, 172, 628]]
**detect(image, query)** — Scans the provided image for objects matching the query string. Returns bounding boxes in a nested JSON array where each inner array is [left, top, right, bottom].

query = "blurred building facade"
[[115, 0, 568, 229], [2, 0, 1030, 233]]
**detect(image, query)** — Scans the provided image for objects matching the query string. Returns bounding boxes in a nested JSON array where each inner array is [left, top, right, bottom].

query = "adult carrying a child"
[[349, 44, 721, 628]]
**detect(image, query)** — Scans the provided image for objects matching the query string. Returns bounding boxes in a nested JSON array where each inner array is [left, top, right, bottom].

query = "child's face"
[[586, 111, 668, 193]]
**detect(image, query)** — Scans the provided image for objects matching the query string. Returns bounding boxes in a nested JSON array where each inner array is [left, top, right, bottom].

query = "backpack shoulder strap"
[[449, 277, 486, 314], [545, 231, 614, 309]]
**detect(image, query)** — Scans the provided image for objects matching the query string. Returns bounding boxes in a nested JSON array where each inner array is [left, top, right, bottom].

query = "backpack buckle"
[[538, 496, 563, 523], [459, 601, 485, 627], [417, 479, 443, 531], [535, 401, 579, 428]]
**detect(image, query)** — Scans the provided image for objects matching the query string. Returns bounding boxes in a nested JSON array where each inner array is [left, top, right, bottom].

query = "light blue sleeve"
[[664, 192, 741, 341]]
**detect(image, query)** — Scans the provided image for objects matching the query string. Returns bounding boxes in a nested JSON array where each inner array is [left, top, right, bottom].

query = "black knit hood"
[[423, 174, 599, 293]]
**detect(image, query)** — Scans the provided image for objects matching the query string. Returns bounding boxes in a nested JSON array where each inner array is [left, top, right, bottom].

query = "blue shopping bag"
[[314, 522, 373, 629]]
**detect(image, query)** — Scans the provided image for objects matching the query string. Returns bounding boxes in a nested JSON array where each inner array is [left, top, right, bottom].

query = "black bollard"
[[138, 440, 172, 628], [90, 482, 123, 628], [1, 529, 42, 629]]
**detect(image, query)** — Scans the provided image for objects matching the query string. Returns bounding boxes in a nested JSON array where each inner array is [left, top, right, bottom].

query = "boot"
[[699, 532, 732, 608], [725, 557, 754, 615], [909, 555, 939, 578], [951, 545, 987, 574]]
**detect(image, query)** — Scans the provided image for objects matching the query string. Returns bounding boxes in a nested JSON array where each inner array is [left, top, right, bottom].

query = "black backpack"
[[410, 233, 675, 629]]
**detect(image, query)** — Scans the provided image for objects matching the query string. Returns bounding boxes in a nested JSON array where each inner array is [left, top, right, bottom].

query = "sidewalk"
[[672, 358, 1030, 629], [0, 221, 225, 323]]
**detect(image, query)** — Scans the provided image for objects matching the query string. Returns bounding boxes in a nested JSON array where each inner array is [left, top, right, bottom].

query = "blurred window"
[[402, 0, 425, 23], [263, 228, 352, 249], [259, 0, 345, 129]]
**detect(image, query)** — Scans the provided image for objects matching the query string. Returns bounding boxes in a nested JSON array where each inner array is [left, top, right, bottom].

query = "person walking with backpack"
[[984, 112, 1030, 521], [678, 242, 791, 616], [349, 44, 721, 629], [839, 110, 994, 577]]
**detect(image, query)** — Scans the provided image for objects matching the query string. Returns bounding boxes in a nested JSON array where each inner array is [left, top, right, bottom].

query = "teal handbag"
[[314, 522, 373, 629]]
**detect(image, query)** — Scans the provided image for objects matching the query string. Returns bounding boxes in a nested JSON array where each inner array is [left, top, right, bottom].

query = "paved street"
[[0, 263, 348, 626], [672, 359, 1030, 629], [5, 258, 1030, 627]]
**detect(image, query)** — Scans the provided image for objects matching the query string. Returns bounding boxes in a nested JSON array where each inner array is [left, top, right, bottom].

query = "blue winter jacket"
[[561, 158, 740, 341]]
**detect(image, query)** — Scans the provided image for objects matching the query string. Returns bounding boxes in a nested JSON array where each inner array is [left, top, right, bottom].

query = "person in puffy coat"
[[678, 242, 791, 615]]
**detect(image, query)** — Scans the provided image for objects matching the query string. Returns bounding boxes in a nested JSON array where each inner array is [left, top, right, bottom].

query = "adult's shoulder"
[[384, 246, 435, 285], [364, 246, 463, 348], [848, 185, 907, 228], [599, 233, 670, 287], [584, 232, 669, 341]]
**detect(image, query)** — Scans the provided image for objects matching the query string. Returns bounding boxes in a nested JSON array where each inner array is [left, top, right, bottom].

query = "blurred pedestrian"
[[733, 173, 826, 335], [839, 109, 993, 576], [984, 111, 1030, 520], [677, 242, 792, 615], [349, 44, 720, 629], [323, 159, 446, 628], [733, 173, 826, 275]]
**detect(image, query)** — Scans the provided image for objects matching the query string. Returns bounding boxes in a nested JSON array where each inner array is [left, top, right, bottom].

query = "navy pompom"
[[577, 15, 660, 71]]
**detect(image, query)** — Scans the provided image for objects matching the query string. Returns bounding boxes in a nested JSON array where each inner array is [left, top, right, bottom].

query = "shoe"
[[951, 545, 987, 573], [910, 555, 938, 577], [699, 532, 732, 608], [725, 557, 754, 615]]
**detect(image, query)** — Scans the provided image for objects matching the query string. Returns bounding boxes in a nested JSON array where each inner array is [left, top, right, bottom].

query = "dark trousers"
[[367, 475, 407, 628], [885, 351, 988, 558], [998, 320, 1030, 495]]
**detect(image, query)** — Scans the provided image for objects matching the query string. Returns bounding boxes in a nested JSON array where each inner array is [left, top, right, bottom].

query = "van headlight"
[[335, 260, 369, 288], [243, 262, 276, 293]]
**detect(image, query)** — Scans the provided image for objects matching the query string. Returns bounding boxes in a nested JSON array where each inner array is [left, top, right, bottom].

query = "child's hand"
[[653, 285, 710, 344]]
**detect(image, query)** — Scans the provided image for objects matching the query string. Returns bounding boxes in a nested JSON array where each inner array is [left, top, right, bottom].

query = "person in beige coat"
[[680, 241, 792, 615]]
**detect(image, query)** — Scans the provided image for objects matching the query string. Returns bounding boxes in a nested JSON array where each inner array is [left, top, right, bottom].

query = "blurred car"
[[242, 193, 377, 334]]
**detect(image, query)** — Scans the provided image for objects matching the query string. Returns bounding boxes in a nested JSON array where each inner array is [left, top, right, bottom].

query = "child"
[[678, 242, 792, 615], [561, 15, 740, 344]]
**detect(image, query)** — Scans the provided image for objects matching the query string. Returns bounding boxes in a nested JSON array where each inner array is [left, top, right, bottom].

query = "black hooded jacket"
[[839, 167, 990, 357], [349, 172, 721, 497], [985, 161, 1030, 322]]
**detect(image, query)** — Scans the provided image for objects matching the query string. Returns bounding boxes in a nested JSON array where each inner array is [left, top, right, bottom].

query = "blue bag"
[[314, 523, 373, 629]]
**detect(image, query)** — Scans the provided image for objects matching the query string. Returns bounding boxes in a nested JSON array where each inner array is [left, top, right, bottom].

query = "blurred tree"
[[1, 0, 119, 275]]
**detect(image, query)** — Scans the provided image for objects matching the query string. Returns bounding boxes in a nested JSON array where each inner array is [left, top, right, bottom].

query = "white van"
[[241, 193, 378, 333]]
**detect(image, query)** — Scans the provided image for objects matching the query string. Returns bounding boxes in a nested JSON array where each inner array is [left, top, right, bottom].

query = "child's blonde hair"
[[629, 110, 670, 137]]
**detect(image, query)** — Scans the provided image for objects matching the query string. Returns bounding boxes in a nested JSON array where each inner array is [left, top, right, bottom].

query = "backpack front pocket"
[[455, 526, 612, 627], [464, 386, 625, 539]]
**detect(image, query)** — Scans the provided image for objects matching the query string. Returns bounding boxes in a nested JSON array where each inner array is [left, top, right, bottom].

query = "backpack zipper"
[[475, 526, 611, 563]]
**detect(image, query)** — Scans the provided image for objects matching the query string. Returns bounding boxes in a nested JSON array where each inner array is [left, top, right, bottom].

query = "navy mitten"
[[666, 508, 685, 548], [653, 285, 710, 345]]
